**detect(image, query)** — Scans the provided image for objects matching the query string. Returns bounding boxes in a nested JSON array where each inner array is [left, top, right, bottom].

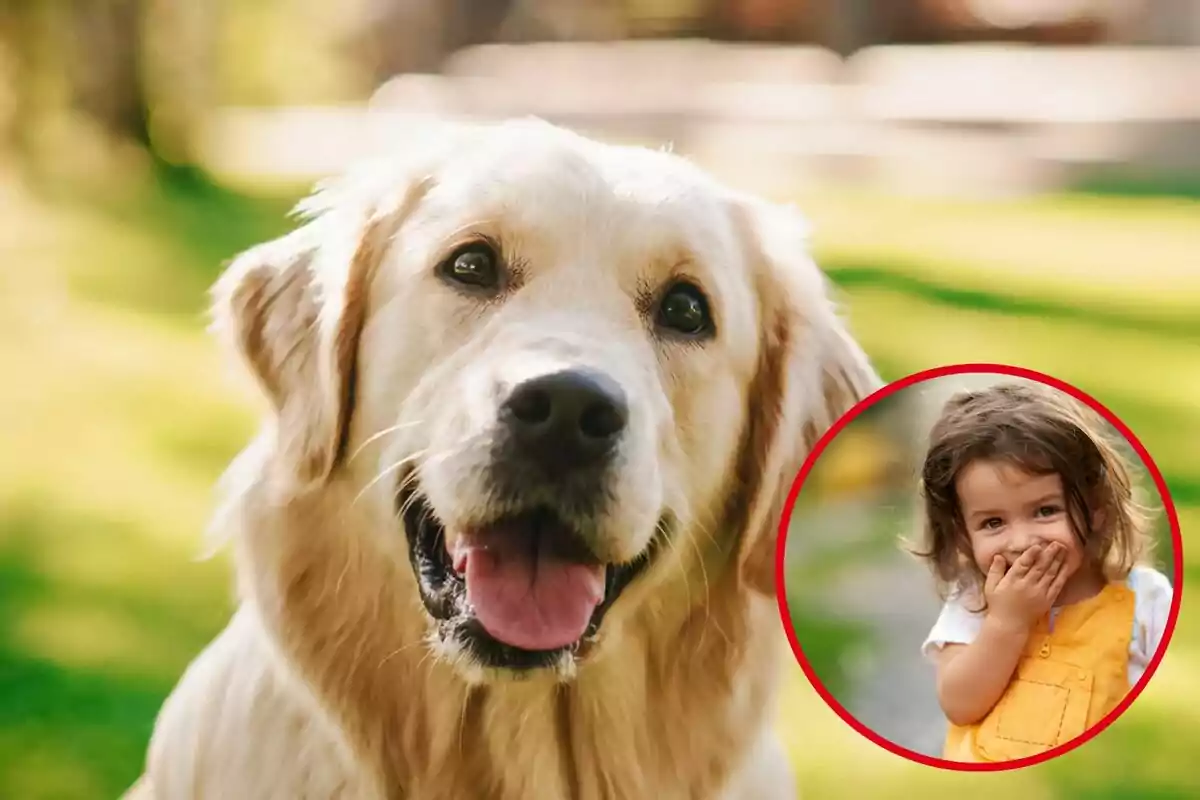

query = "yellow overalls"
[[943, 581, 1135, 763]]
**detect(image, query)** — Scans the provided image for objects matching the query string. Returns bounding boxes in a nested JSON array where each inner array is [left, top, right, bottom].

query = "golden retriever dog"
[[126, 118, 879, 799]]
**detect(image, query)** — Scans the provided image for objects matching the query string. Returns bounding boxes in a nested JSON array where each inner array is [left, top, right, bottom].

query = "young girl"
[[913, 381, 1174, 763]]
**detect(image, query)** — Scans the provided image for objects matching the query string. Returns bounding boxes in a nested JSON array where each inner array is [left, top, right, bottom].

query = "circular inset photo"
[[776, 364, 1182, 771]]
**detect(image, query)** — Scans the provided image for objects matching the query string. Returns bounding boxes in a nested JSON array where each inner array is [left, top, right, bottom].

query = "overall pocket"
[[975, 656, 1093, 762]]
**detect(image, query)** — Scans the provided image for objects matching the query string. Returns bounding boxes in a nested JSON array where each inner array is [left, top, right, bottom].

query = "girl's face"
[[955, 459, 1086, 588]]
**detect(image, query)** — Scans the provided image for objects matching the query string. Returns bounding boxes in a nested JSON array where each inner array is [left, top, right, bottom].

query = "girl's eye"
[[981, 518, 1003, 530], [1036, 505, 1062, 518]]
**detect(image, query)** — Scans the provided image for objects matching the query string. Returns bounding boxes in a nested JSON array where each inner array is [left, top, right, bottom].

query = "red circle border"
[[773, 362, 1186, 772]]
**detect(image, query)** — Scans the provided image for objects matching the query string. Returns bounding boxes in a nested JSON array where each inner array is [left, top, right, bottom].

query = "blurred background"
[[783, 371, 1178, 760], [0, 0, 1197, 797]]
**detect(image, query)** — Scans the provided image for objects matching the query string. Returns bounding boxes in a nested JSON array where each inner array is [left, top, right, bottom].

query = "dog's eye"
[[657, 282, 713, 337], [440, 242, 500, 290]]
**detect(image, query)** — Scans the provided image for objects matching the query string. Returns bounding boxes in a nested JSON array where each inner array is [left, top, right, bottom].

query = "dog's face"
[[214, 120, 877, 681]]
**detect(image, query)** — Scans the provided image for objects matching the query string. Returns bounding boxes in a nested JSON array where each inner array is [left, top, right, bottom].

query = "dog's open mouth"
[[398, 480, 655, 670]]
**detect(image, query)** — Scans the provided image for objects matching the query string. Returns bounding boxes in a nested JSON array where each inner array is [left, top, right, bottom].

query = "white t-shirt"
[[921, 565, 1175, 687]]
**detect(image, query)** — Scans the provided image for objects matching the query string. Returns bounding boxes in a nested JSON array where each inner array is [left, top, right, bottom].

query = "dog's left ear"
[[731, 200, 882, 595]]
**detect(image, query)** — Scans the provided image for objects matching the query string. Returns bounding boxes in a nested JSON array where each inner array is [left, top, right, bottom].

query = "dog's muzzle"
[[399, 367, 657, 672]]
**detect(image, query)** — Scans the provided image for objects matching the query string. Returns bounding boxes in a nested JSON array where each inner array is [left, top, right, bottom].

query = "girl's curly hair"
[[911, 381, 1151, 602]]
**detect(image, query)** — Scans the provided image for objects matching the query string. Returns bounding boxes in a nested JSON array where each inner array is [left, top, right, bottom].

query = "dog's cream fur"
[[127, 119, 879, 799]]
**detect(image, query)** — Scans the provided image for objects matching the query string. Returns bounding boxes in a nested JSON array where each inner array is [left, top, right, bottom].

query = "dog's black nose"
[[501, 369, 628, 468]]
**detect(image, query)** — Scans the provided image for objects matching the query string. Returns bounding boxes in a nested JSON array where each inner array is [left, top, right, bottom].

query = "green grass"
[[0, 164, 1196, 798], [785, 606, 875, 701], [0, 166, 278, 797]]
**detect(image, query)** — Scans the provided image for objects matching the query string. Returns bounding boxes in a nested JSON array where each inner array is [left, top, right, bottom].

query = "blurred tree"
[[347, 0, 646, 85], [0, 0, 60, 164], [352, 0, 518, 86], [494, 0, 627, 41], [0, 0, 212, 176], [355, 0, 451, 82], [68, 0, 151, 147], [446, 0, 516, 46], [823, 0, 879, 54], [702, 0, 813, 41], [141, 0, 216, 166]]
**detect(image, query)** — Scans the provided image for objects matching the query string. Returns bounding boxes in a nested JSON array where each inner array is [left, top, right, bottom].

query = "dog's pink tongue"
[[452, 525, 605, 651]]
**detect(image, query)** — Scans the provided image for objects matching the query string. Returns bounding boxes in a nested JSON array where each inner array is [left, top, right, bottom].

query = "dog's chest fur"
[[163, 596, 784, 800], [386, 625, 782, 800], [317, 596, 779, 800]]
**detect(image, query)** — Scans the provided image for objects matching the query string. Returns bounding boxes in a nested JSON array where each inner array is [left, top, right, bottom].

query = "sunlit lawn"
[[0, 165, 1196, 798]]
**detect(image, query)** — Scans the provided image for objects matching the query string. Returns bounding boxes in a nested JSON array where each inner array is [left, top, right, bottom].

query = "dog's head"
[[213, 119, 878, 682]]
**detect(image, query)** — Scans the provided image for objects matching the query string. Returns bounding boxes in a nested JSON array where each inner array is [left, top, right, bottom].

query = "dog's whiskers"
[[353, 449, 429, 507], [419, 434, 486, 471], [382, 434, 492, 519], [456, 689, 472, 759], [348, 420, 425, 464], [682, 511, 727, 658], [697, 511, 736, 652], [377, 638, 428, 670]]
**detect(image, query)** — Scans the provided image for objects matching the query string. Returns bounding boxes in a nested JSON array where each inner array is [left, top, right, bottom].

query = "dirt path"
[[786, 495, 947, 757]]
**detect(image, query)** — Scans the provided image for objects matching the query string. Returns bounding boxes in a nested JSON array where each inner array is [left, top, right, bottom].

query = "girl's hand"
[[983, 543, 1070, 632]]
